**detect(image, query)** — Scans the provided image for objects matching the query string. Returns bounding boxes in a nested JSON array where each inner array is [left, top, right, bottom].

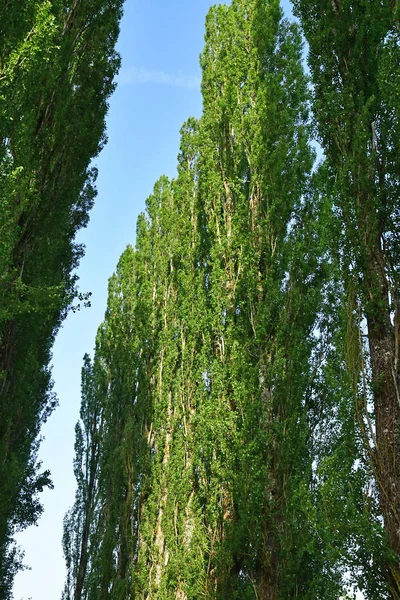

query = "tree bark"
[[365, 246, 400, 598]]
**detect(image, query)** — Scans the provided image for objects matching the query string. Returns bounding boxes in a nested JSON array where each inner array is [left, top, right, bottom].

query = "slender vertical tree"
[[193, 1, 328, 597], [131, 128, 211, 600], [88, 246, 145, 600], [62, 354, 106, 600], [291, 1, 400, 595], [0, 0, 123, 591]]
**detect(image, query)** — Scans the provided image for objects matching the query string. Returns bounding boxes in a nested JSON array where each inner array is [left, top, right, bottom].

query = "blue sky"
[[13, 1, 293, 598]]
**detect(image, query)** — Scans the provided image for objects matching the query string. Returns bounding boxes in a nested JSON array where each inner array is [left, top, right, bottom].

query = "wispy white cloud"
[[118, 67, 201, 90]]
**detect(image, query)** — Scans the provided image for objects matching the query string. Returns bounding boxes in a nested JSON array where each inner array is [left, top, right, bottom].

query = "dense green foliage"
[[291, 0, 400, 596], [0, 0, 123, 595], [59, 0, 399, 599], [63, 0, 399, 598]]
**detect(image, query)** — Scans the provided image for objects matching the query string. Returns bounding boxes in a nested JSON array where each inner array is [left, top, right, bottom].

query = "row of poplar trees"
[[0, 0, 123, 597], [62, 0, 400, 599]]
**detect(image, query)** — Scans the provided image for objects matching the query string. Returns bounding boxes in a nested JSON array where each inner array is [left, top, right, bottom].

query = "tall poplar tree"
[[62, 354, 106, 600], [81, 244, 146, 600], [63, 237, 162, 600], [129, 132, 210, 600], [291, 1, 400, 595], [0, 0, 123, 593], [195, 2, 325, 596]]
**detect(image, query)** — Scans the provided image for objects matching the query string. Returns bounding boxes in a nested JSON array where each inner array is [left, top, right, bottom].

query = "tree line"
[[0, 0, 399, 598], [62, 1, 400, 599]]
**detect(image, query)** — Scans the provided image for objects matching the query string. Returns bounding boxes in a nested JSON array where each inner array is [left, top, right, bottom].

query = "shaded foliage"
[[291, 0, 400, 595], [0, 0, 123, 594]]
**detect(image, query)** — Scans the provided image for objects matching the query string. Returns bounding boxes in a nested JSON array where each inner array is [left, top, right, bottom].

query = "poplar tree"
[[0, 0, 123, 592], [291, 1, 400, 595], [195, 1, 323, 596], [62, 354, 106, 600], [130, 131, 209, 600], [92, 244, 152, 600], [64, 241, 159, 600]]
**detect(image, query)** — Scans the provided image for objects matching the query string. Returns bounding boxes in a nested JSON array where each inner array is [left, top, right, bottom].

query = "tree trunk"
[[365, 247, 400, 598]]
